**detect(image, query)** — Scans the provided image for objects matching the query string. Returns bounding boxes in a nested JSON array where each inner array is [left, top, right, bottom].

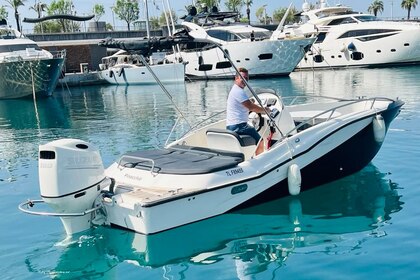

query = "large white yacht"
[[167, 21, 315, 79], [0, 20, 65, 99], [288, 0, 420, 70]]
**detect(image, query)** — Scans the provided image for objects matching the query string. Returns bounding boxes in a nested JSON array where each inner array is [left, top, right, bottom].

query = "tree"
[[196, 0, 220, 12], [401, 0, 418, 19], [112, 0, 139, 31], [225, 0, 243, 20], [256, 5, 270, 24], [47, 0, 80, 32], [0, 6, 8, 20], [272, 6, 299, 24], [245, 0, 253, 24], [4, 0, 26, 32], [158, 9, 178, 27], [92, 3, 105, 22], [368, 0, 384, 16], [30, 1, 47, 18], [34, 20, 61, 33]]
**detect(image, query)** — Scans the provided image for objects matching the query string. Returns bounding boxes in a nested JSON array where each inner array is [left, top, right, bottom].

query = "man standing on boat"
[[226, 67, 270, 155]]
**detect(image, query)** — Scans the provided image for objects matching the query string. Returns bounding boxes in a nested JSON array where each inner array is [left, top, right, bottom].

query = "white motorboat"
[[98, 50, 185, 85], [166, 21, 315, 79], [19, 62, 403, 236], [289, 0, 420, 70], [0, 20, 65, 99]]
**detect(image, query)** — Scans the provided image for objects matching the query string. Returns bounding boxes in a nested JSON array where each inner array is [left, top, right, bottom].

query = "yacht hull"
[[99, 63, 185, 85], [0, 57, 64, 99], [168, 38, 314, 79], [296, 23, 420, 70]]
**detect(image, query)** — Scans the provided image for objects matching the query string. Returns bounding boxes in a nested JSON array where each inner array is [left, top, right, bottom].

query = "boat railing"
[[51, 49, 66, 59], [165, 110, 226, 146], [281, 96, 394, 138]]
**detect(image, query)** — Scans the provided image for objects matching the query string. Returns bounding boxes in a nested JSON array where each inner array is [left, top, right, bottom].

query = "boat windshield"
[[0, 44, 41, 52], [327, 17, 357, 25], [354, 15, 380, 22]]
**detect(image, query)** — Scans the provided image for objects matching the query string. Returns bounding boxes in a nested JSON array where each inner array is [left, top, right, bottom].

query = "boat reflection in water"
[[25, 164, 402, 279]]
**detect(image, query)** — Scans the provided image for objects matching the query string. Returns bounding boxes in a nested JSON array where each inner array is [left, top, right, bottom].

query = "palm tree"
[[30, 1, 47, 18], [5, 0, 26, 32], [245, 0, 253, 24], [368, 0, 384, 16], [401, 0, 418, 20]]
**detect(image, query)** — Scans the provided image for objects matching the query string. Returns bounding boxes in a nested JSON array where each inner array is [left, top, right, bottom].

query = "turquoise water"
[[1, 66, 420, 279]]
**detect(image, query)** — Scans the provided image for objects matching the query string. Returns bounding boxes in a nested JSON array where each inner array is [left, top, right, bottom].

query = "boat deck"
[[119, 145, 244, 175]]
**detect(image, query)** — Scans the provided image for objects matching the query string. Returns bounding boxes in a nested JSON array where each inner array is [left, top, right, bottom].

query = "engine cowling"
[[39, 139, 106, 235]]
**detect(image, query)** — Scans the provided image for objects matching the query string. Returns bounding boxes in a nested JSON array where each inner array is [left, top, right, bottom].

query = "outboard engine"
[[39, 139, 106, 235]]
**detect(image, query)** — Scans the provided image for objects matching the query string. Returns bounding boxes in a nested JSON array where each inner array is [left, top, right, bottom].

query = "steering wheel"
[[248, 112, 264, 132]]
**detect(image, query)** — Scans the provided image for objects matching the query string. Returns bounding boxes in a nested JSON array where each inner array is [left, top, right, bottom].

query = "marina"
[[1, 66, 420, 279], [1, 0, 420, 278]]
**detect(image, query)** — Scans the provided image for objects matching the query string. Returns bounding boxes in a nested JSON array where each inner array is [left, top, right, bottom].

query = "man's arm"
[[242, 100, 270, 114]]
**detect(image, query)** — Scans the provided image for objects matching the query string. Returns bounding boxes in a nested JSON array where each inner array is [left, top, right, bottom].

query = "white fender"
[[287, 164, 301, 196], [373, 115, 386, 143]]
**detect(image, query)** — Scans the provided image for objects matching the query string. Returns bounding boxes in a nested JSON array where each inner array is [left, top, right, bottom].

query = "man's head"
[[235, 67, 249, 88]]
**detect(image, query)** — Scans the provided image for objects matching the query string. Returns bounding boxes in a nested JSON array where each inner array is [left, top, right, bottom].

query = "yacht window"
[[404, 43, 410, 46], [198, 64, 212, 71], [315, 32, 327, 43], [354, 15, 379, 22], [327, 17, 357, 25], [350, 52, 364, 60], [215, 61, 232, 69], [0, 43, 42, 52], [313, 55, 324, 63], [207, 30, 240, 42], [376, 50, 382, 53], [357, 33, 396, 42], [236, 31, 271, 40], [258, 53, 273, 60], [338, 29, 400, 39], [391, 49, 396, 52]]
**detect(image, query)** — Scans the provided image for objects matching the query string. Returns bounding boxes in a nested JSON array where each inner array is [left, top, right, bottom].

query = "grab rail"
[[18, 199, 101, 217], [118, 155, 156, 174], [281, 96, 393, 139]]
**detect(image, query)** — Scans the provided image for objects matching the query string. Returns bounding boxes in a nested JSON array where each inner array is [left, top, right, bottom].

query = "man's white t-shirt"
[[226, 84, 249, 126]]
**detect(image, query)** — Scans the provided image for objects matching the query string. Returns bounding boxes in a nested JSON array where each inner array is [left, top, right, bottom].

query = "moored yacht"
[[167, 21, 315, 79], [0, 20, 65, 99], [290, 0, 420, 70]]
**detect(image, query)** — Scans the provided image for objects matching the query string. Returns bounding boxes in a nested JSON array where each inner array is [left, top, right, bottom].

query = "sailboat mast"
[[145, 0, 150, 38]]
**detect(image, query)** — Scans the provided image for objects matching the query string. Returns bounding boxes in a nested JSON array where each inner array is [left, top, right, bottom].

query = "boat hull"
[[99, 63, 185, 85], [103, 100, 403, 234], [0, 57, 65, 99]]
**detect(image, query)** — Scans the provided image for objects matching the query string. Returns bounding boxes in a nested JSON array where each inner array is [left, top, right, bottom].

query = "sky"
[[4, 0, 419, 32]]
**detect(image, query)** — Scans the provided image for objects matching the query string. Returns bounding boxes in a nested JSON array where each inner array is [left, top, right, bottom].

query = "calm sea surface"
[[1, 66, 420, 279]]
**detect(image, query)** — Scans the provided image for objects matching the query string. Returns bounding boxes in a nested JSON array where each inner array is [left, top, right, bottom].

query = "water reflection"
[[25, 164, 402, 279]]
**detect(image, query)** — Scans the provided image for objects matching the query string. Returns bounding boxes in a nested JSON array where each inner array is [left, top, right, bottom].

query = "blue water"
[[1, 66, 420, 279]]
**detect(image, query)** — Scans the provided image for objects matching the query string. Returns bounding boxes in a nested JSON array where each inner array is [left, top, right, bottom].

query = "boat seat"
[[206, 128, 256, 154]]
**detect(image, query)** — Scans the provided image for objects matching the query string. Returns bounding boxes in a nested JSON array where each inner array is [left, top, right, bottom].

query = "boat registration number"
[[226, 167, 243, 176]]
